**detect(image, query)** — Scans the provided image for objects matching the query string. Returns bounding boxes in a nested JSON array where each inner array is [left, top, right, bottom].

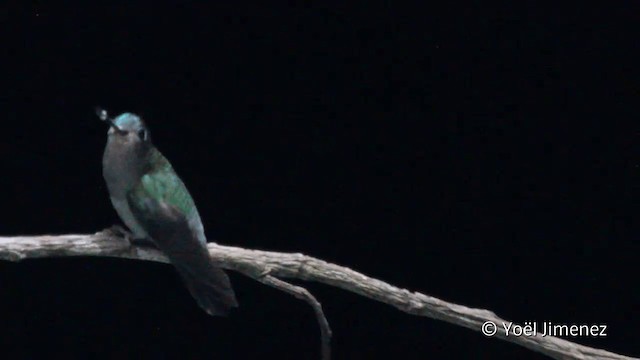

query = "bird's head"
[[97, 107, 152, 147]]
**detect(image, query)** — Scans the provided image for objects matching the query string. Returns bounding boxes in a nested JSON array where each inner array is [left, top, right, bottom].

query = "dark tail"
[[173, 252, 238, 316]]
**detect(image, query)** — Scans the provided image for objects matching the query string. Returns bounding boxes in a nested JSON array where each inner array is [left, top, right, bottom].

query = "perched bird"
[[98, 108, 237, 316]]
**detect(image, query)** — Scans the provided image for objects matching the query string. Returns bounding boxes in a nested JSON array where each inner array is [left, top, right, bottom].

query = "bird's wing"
[[126, 175, 238, 315], [129, 161, 206, 244], [126, 170, 197, 249]]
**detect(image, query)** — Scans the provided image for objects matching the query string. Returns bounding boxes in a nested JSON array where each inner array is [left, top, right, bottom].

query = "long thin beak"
[[96, 107, 126, 134]]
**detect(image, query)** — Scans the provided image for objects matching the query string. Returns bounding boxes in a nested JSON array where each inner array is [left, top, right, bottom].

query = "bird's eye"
[[138, 129, 147, 140]]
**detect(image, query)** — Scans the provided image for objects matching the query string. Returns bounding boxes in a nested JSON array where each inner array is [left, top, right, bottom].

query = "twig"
[[258, 272, 331, 360], [0, 231, 637, 360]]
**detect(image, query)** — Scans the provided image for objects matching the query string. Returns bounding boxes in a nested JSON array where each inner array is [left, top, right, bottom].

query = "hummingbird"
[[98, 107, 238, 316]]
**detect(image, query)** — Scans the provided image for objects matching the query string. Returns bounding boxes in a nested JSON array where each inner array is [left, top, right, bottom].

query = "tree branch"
[[0, 231, 636, 360]]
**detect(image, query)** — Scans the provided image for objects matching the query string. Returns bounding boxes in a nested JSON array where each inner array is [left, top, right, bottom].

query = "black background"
[[1, 3, 637, 359]]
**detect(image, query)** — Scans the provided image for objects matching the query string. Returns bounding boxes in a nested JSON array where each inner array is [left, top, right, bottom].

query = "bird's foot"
[[103, 224, 133, 239], [103, 225, 158, 249]]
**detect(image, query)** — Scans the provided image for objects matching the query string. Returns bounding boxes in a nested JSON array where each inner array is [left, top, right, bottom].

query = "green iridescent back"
[[127, 148, 206, 244]]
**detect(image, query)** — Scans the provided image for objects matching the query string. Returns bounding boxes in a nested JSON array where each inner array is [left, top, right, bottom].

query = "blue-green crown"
[[114, 113, 145, 131]]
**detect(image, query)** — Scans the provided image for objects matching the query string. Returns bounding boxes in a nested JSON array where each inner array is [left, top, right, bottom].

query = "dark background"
[[1, 3, 637, 359]]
